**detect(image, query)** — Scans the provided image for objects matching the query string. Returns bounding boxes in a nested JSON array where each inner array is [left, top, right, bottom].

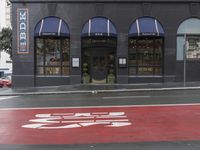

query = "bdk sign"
[[17, 8, 29, 54]]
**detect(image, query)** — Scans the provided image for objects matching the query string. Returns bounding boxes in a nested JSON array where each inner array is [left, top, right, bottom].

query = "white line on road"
[[0, 96, 18, 101], [103, 96, 151, 99], [0, 103, 200, 111], [62, 119, 129, 123]]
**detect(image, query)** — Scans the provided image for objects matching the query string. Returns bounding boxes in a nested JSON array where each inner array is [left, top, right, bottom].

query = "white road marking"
[[62, 119, 129, 123], [22, 112, 132, 129], [22, 112, 131, 129], [0, 96, 18, 101], [103, 96, 151, 99], [0, 103, 200, 111]]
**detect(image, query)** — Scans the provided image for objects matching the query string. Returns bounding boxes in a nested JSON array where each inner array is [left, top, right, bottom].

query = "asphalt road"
[[0, 89, 200, 150], [1, 141, 200, 150], [0, 89, 200, 108]]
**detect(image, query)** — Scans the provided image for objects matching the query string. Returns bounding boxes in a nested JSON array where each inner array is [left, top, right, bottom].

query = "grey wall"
[[11, 1, 200, 87]]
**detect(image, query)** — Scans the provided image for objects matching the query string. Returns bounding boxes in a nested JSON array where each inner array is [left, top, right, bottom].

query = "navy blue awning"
[[34, 16, 70, 37], [129, 17, 164, 37], [81, 17, 117, 37]]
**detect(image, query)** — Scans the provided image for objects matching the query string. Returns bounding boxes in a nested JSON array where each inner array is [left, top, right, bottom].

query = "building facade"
[[0, 0, 11, 29], [10, 0, 200, 88], [0, 0, 12, 77]]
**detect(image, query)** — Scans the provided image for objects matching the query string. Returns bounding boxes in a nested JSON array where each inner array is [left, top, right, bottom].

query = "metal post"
[[183, 34, 187, 87]]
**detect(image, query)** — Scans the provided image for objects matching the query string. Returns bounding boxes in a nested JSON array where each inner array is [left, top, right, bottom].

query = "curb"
[[1, 86, 200, 96]]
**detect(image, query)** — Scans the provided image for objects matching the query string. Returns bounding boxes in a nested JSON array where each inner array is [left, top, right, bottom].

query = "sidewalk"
[[1, 82, 200, 96]]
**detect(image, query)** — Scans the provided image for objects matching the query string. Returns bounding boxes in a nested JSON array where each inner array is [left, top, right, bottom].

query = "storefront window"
[[128, 38, 163, 75], [35, 38, 70, 76]]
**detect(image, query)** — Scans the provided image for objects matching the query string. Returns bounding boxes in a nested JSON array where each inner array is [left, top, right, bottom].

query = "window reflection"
[[186, 36, 200, 59], [35, 38, 70, 76], [176, 18, 200, 61]]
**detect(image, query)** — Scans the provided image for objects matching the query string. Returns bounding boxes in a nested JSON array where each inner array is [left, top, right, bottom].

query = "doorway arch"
[[81, 17, 117, 84]]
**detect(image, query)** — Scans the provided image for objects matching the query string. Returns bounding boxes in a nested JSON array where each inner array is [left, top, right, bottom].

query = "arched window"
[[34, 16, 70, 76], [128, 17, 164, 76], [177, 18, 200, 60]]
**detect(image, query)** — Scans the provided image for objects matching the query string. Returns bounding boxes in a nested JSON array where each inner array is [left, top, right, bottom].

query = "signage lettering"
[[95, 33, 103, 36], [17, 8, 29, 54], [22, 112, 132, 129], [141, 32, 156, 36]]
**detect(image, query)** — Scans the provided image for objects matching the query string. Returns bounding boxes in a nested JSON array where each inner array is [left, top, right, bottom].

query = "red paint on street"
[[0, 105, 200, 144]]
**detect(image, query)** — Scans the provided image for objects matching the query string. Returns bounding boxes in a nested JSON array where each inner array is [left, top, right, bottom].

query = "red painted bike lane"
[[0, 104, 200, 144]]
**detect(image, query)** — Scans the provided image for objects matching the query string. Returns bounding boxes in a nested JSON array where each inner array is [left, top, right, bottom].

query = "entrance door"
[[91, 50, 107, 83], [82, 37, 117, 84], [82, 48, 116, 84]]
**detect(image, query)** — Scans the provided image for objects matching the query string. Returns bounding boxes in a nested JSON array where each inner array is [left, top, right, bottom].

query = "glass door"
[[82, 48, 116, 84], [91, 50, 107, 83]]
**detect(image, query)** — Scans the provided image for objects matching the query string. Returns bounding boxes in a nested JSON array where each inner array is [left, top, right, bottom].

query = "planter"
[[107, 74, 115, 84], [83, 75, 90, 83]]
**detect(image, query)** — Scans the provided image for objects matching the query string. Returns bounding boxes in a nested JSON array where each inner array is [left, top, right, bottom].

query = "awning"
[[128, 17, 164, 37], [34, 16, 70, 37], [81, 17, 117, 37]]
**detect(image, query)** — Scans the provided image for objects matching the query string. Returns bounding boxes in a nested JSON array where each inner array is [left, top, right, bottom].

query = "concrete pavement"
[[1, 82, 200, 96]]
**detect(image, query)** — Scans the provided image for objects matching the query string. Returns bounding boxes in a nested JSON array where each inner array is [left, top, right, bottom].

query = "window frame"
[[128, 37, 164, 76]]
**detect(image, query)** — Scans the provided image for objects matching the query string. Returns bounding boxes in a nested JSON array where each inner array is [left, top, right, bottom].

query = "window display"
[[128, 38, 163, 75], [36, 38, 70, 76]]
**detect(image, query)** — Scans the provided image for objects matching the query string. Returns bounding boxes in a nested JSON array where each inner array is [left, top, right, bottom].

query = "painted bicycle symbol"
[[22, 112, 132, 129]]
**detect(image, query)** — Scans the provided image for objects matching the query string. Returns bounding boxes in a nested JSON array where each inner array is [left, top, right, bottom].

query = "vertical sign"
[[17, 8, 29, 54]]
